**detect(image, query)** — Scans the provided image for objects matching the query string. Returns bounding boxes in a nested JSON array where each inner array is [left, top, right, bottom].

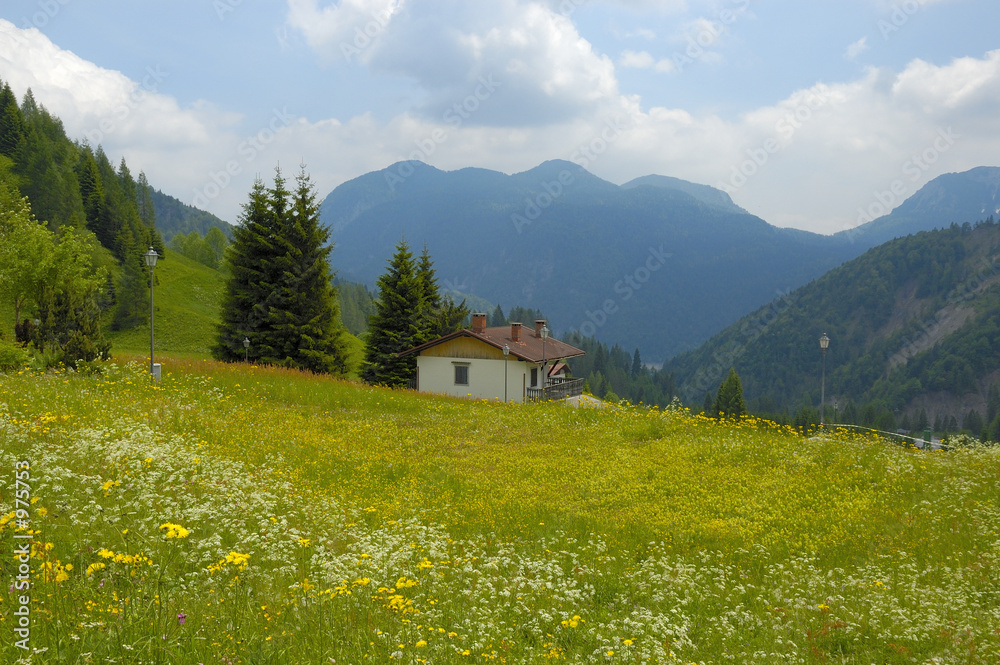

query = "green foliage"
[[713, 367, 747, 419], [337, 280, 376, 336], [362, 239, 425, 386], [562, 331, 677, 407], [0, 158, 53, 323], [0, 337, 29, 372], [170, 228, 228, 270], [213, 168, 350, 374]]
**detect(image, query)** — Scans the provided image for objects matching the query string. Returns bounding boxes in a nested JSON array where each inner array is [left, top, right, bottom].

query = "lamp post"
[[243, 337, 250, 363], [540, 325, 550, 395], [819, 332, 830, 426], [502, 344, 510, 403], [143, 247, 159, 380]]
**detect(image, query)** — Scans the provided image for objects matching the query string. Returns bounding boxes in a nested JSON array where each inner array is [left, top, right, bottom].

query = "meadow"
[[1, 357, 999, 664]]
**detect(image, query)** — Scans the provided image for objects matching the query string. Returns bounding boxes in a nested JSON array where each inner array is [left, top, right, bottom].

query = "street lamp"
[[819, 332, 830, 426], [502, 344, 510, 403], [540, 325, 550, 393], [243, 337, 250, 362], [143, 247, 159, 381]]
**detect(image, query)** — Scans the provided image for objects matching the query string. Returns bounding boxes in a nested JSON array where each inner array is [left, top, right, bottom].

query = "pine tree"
[[0, 81, 25, 158], [713, 367, 747, 418], [271, 167, 349, 373], [212, 168, 349, 374], [415, 245, 440, 343], [362, 238, 425, 386], [213, 178, 274, 362], [631, 348, 643, 377], [489, 304, 506, 327]]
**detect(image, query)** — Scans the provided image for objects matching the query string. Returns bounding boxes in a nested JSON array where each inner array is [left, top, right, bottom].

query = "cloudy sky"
[[0, 0, 998, 234]]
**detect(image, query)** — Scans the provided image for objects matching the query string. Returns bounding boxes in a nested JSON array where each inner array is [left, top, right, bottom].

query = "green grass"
[[103, 249, 225, 357], [2, 358, 999, 664]]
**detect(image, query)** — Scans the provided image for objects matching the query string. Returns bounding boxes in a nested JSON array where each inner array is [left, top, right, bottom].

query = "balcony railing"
[[526, 377, 585, 402]]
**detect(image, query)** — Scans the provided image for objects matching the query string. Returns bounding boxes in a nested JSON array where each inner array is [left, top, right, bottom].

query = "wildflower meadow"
[[1, 358, 999, 663]]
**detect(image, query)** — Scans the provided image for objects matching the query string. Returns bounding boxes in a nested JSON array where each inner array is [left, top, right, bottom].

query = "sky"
[[0, 0, 998, 234]]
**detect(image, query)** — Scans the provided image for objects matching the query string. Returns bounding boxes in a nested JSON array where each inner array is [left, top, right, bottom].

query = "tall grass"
[[1, 357, 998, 663]]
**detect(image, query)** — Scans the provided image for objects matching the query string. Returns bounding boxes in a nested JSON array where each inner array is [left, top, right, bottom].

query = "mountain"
[[320, 160, 860, 362], [150, 188, 234, 241], [621, 174, 747, 215], [838, 166, 1000, 249], [668, 219, 1000, 426]]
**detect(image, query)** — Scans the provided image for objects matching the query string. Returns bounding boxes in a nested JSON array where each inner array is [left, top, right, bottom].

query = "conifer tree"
[[0, 81, 24, 158], [362, 238, 425, 386], [213, 177, 273, 362], [713, 367, 747, 418], [413, 244, 468, 340], [213, 168, 349, 374], [489, 304, 506, 326]]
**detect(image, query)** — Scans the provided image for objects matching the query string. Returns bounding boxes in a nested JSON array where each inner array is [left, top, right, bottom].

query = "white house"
[[399, 313, 586, 403]]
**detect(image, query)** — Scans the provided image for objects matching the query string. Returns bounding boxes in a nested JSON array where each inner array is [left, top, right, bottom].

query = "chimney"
[[511, 322, 522, 343], [535, 320, 547, 338], [472, 312, 487, 333]]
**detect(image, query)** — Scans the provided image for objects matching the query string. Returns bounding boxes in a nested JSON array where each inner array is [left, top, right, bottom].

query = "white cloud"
[[4, 15, 999, 237], [619, 49, 654, 68], [845, 36, 868, 60], [287, 0, 623, 126], [285, 0, 404, 63]]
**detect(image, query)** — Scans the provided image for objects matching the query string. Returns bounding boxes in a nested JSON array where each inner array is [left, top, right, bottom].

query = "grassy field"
[[1, 357, 998, 664]]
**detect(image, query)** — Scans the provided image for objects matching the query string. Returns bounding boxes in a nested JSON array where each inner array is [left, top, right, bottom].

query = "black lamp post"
[[502, 343, 509, 403], [243, 337, 250, 362], [143, 247, 159, 380], [819, 332, 830, 426]]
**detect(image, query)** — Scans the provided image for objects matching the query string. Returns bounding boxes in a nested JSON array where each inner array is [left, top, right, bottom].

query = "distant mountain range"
[[319, 160, 1000, 362]]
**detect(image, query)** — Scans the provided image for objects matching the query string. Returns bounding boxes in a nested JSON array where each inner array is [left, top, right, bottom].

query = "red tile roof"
[[399, 326, 585, 363]]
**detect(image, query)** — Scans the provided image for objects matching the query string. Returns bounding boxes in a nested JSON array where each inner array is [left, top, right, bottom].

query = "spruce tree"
[[267, 167, 348, 373], [489, 304, 506, 326], [362, 238, 425, 386], [213, 168, 349, 374], [0, 81, 25, 158], [213, 177, 274, 362], [713, 367, 747, 418]]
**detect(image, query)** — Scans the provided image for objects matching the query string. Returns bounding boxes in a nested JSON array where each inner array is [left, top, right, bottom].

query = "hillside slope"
[[669, 219, 1000, 425]]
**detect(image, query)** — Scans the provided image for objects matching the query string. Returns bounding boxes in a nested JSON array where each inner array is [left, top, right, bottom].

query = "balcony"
[[526, 377, 585, 402]]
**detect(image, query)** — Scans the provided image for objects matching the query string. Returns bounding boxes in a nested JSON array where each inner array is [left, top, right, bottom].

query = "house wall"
[[416, 354, 534, 403]]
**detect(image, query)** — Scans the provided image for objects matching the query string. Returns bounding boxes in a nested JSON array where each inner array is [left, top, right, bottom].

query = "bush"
[[0, 338, 29, 372]]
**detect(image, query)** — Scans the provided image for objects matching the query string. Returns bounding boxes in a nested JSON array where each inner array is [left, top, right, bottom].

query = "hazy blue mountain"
[[621, 174, 748, 215], [320, 160, 860, 362], [837, 166, 1000, 249]]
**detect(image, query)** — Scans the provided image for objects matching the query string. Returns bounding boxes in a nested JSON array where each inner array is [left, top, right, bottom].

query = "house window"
[[530, 367, 538, 387], [454, 364, 469, 386]]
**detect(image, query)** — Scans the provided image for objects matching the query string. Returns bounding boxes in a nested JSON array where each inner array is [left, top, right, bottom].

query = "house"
[[399, 313, 586, 403]]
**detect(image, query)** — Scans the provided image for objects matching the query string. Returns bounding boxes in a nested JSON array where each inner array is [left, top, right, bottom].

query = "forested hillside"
[[150, 187, 233, 242], [669, 219, 1000, 436], [0, 77, 167, 341]]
